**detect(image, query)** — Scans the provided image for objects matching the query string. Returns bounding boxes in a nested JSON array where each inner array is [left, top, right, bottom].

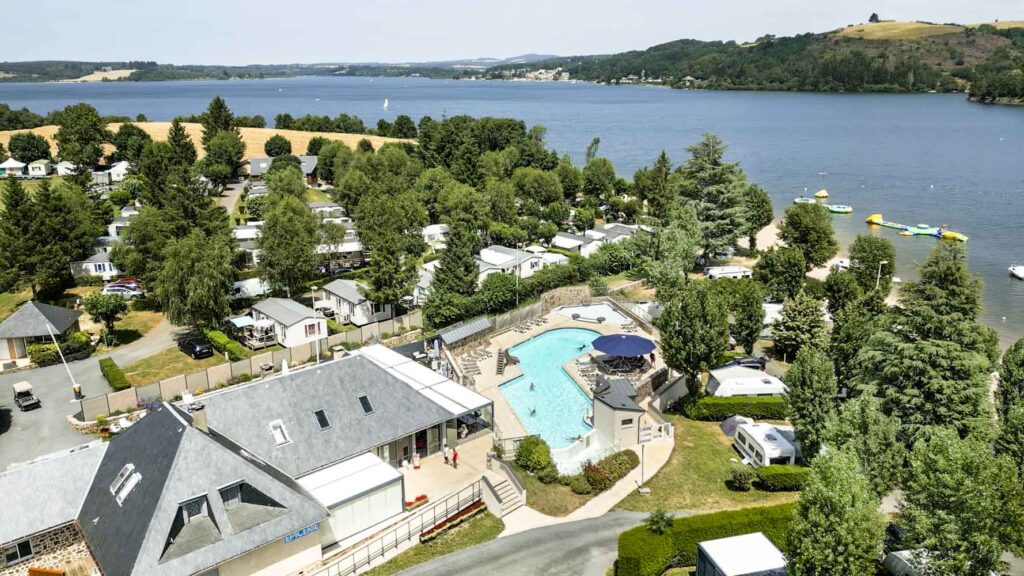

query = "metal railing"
[[488, 454, 526, 499], [492, 434, 533, 459], [310, 480, 483, 576]]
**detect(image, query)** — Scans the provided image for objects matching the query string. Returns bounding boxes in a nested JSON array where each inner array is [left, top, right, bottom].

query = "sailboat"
[[383, 98, 389, 111]]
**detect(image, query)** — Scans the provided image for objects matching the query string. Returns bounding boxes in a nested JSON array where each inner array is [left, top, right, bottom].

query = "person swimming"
[[529, 382, 535, 391], [530, 407, 537, 416]]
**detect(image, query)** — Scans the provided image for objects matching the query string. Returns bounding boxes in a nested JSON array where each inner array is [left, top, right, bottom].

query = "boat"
[[1010, 266, 1024, 280], [793, 197, 816, 204], [818, 168, 829, 176], [814, 189, 829, 199], [865, 213, 968, 242], [825, 204, 853, 214], [383, 98, 389, 110]]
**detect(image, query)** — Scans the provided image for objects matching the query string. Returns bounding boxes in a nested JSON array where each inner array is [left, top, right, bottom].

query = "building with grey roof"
[[320, 279, 391, 326], [249, 156, 319, 183], [0, 301, 82, 364], [70, 248, 121, 281], [250, 298, 326, 348], [475, 244, 546, 285], [592, 375, 644, 451]]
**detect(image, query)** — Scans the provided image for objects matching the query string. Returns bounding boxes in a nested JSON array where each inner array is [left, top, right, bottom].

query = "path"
[[100, 318, 180, 366], [218, 181, 245, 214]]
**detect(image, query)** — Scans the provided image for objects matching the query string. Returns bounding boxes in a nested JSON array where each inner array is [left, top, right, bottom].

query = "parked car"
[[13, 381, 40, 411], [101, 284, 143, 299], [720, 355, 769, 371], [178, 337, 214, 359], [831, 259, 851, 271]]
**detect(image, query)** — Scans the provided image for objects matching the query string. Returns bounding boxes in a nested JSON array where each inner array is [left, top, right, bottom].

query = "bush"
[[729, 467, 754, 491], [74, 275, 106, 287], [27, 343, 59, 366], [514, 436, 553, 472], [99, 358, 131, 390], [203, 329, 248, 361], [583, 460, 612, 491], [130, 296, 161, 312], [108, 188, 132, 207], [568, 474, 593, 495], [537, 465, 560, 484], [803, 276, 826, 300], [616, 503, 797, 576], [644, 509, 674, 535], [61, 331, 92, 356], [683, 396, 790, 421], [755, 465, 810, 491], [326, 318, 345, 335]]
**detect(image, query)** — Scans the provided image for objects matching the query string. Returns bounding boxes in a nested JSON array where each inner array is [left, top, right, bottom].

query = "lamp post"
[[311, 285, 322, 365], [46, 324, 80, 399], [875, 260, 890, 291]]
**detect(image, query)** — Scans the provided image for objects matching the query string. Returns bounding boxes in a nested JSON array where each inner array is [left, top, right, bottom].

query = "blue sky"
[[4, 0, 1020, 64]]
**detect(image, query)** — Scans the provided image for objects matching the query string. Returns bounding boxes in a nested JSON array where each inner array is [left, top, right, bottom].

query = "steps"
[[492, 478, 524, 516], [496, 348, 506, 375]]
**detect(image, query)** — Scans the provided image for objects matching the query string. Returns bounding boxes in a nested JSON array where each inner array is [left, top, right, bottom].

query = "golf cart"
[[13, 381, 40, 411]]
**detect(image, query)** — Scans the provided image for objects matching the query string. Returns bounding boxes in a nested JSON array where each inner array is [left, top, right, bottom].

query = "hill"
[[487, 20, 1024, 94]]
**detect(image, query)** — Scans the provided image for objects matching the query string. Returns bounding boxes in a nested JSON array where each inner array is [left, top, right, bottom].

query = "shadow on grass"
[[106, 328, 144, 347]]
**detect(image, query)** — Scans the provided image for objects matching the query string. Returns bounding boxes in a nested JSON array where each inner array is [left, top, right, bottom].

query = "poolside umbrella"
[[591, 334, 655, 357]]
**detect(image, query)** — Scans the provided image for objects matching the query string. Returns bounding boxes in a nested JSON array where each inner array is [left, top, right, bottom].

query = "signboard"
[[283, 522, 320, 544]]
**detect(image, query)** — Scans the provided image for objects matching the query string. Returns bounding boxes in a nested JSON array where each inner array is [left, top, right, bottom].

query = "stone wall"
[[0, 524, 95, 576]]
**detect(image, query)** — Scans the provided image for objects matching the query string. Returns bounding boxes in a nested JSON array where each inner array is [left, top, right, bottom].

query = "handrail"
[[489, 454, 526, 498]]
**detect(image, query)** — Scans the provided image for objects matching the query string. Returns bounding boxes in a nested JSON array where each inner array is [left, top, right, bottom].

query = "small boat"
[[814, 189, 829, 199], [793, 197, 816, 204], [1010, 266, 1024, 280], [383, 98, 389, 110], [825, 204, 853, 214], [818, 168, 829, 176]]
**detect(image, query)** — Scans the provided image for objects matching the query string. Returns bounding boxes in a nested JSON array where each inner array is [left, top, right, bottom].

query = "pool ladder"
[[496, 348, 506, 375]]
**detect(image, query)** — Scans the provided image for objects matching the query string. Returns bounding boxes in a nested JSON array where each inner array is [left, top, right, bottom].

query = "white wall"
[[319, 479, 404, 547], [218, 533, 322, 576], [280, 319, 327, 348], [70, 260, 120, 281], [593, 400, 640, 450]]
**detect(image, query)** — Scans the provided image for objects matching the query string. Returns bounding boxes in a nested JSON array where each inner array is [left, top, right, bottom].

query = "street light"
[[875, 260, 890, 291], [311, 285, 322, 365]]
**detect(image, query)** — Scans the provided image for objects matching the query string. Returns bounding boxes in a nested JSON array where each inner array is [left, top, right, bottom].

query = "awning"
[[437, 316, 493, 346], [297, 453, 401, 510], [228, 316, 254, 329], [254, 319, 275, 329], [591, 334, 655, 357]]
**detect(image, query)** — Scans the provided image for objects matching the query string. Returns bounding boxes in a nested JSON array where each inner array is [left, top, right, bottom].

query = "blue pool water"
[[500, 328, 599, 449]]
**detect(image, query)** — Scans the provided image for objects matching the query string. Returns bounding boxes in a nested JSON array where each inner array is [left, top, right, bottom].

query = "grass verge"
[[513, 463, 594, 517], [361, 511, 504, 576], [121, 347, 227, 386]]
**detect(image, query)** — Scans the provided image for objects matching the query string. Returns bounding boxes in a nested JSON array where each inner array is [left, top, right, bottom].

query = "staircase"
[[491, 478, 524, 516], [496, 348, 506, 375]]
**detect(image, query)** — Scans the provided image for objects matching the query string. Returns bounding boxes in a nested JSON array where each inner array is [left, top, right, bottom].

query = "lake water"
[[2, 77, 1022, 342]]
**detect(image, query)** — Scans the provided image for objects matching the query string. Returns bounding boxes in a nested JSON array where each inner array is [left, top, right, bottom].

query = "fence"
[[78, 311, 422, 421], [310, 480, 483, 576]]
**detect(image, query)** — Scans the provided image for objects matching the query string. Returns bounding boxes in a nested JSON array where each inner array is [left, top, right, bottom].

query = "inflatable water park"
[[865, 214, 968, 242], [792, 190, 854, 215]]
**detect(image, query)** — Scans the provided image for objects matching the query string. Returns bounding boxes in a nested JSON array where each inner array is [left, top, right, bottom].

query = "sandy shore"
[[55, 69, 136, 83]]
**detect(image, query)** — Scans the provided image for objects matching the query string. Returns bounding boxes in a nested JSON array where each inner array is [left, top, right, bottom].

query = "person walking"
[[443, 445, 450, 466], [452, 448, 459, 469]]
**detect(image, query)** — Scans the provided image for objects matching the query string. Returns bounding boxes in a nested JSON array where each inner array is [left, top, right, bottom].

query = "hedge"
[[755, 465, 809, 491], [204, 329, 248, 361], [27, 343, 59, 366], [99, 358, 131, 391], [617, 503, 797, 576], [515, 436, 553, 472], [682, 396, 790, 421], [584, 450, 639, 492]]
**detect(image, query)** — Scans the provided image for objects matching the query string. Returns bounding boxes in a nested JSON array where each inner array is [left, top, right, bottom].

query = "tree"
[[362, 229, 418, 315], [82, 292, 128, 337], [582, 157, 616, 200], [263, 134, 292, 157], [778, 203, 837, 269], [110, 206, 173, 286], [156, 231, 234, 328], [167, 118, 197, 166], [265, 166, 306, 200], [828, 291, 886, 386], [258, 195, 319, 293], [824, 395, 904, 496], [785, 347, 837, 461], [7, 132, 51, 162], [136, 141, 175, 207], [999, 337, 1024, 417], [741, 184, 773, 252], [676, 134, 747, 257], [900, 429, 1024, 576], [656, 281, 730, 395], [732, 280, 765, 354], [477, 273, 520, 313], [306, 136, 330, 156], [356, 139, 375, 153], [54, 103, 109, 186], [997, 404, 1024, 478], [646, 202, 700, 299], [487, 222, 528, 247], [585, 137, 600, 163], [432, 223, 481, 297], [0, 178, 35, 293], [269, 154, 301, 174], [753, 246, 805, 301], [108, 123, 151, 164], [512, 167, 563, 206], [200, 130, 244, 188], [0, 141, 6, 162], [555, 155, 583, 200], [634, 151, 673, 220], [200, 96, 237, 149], [823, 269, 863, 315], [869, 12, 880, 23], [786, 449, 886, 576], [392, 115, 418, 138], [848, 234, 895, 293], [771, 292, 827, 361], [27, 181, 99, 297]]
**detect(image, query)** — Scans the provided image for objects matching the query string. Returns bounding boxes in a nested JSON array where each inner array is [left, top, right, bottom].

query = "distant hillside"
[[487, 20, 1024, 94]]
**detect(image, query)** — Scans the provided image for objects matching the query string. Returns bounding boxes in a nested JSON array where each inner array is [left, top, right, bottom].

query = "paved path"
[[100, 318, 181, 366], [218, 182, 245, 214]]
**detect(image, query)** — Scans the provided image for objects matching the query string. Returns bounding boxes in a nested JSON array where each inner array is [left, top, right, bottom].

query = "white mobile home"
[[706, 266, 752, 280], [320, 279, 391, 326], [0, 157, 26, 177], [733, 422, 799, 467], [108, 160, 130, 182], [697, 532, 787, 576], [250, 298, 326, 348], [27, 159, 53, 177], [706, 365, 787, 397], [422, 224, 450, 251], [475, 245, 545, 284]]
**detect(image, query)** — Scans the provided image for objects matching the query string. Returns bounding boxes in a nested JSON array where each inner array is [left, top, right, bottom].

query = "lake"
[[1, 77, 1022, 342]]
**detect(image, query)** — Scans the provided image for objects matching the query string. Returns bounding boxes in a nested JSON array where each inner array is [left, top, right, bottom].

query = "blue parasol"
[[591, 334, 655, 357]]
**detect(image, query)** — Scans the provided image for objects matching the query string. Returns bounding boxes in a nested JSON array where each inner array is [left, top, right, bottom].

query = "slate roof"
[[594, 376, 644, 413], [77, 404, 327, 576], [249, 156, 318, 177], [0, 442, 107, 546], [0, 301, 81, 338], [437, 316, 493, 346], [197, 353, 455, 478], [323, 279, 367, 305], [82, 251, 112, 263], [252, 298, 318, 327]]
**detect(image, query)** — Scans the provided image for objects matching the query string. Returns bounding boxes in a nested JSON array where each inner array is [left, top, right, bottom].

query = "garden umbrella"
[[591, 334, 655, 357]]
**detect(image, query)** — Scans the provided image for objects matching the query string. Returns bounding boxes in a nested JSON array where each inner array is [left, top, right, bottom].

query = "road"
[[398, 513, 646, 576]]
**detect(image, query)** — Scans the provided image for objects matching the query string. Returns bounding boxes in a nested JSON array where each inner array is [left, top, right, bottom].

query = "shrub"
[[755, 465, 810, 491], [584, 460, 612, 491], [729, 467, 754, 491], [61, 331, 92, 356], [130, 296, 161, 312], [515, 436, 553, 473], [74, 275, 106, 287], [326, 318, 345, 335], [108, 188, 132, 207], [537, 465, 560, 484], [27, 343, 59, 366], [203, 329, 248, 361], [568, 474, 593, 495], [684, 396, 790, 421], [617, 503, 797, 576], [224, 373, 253, 387], [644, 509, 674, 535], [99, 358, 131, 391]]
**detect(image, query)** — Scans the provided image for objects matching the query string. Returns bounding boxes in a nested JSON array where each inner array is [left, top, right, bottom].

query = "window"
[[116, 472, 142, 506], [314, 409, 331, 430], [358, 395, 374, 415], [269, 420, 291, 445], [371, 302, 386, 315], [220, 483, 241, 509], [110, 463, 135, 495], [181, 497, 208, 524], [304, 323, 321, 337], [620, 418, 634, 428], [4, 540, 33, 566]]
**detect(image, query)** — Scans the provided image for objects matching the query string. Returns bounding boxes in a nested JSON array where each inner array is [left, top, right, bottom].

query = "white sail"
[[383, 98, 389, 110]]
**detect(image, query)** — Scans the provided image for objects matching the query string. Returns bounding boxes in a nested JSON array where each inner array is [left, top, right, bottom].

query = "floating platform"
[[865, 213, 968, 242]]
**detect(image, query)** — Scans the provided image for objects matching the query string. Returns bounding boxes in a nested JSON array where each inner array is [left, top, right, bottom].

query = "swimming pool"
[[500, 328, 598, 448], [556, 303, 629, 325]]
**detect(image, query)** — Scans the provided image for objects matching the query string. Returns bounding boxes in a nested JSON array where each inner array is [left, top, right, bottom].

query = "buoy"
[[815, 189, 829, 199]]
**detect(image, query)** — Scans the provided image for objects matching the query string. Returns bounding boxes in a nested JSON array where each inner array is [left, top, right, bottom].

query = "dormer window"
[[181, 496, 209, 524], [269, 420, 291, 446], [358, 395, 374, 415]]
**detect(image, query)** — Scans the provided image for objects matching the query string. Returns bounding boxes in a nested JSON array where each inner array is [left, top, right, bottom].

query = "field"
[[56, 69, 136, 83], [0, 123, 411, 161], [837, 20, 1024, 40]]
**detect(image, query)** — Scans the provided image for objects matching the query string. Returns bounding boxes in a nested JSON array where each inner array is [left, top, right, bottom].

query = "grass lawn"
[[121, 347, 227, 386], [0, 290, 31, 320], [361, 511, 504, 576], [305, 187, 331, 203], [95, 310, 164, 352], [513, 463, 594, 517], [615, 417, 798, 513]]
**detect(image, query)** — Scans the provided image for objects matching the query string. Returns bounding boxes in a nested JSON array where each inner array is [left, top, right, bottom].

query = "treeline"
[[969, 69, 1024, 101], [127, 64, 302, 82], [0, 61, 156, 82], [0, 103, 151, 132], [272, 112, 418, 138]]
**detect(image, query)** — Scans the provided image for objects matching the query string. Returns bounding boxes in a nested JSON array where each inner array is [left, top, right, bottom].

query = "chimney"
[[190, 403, 208, 433]]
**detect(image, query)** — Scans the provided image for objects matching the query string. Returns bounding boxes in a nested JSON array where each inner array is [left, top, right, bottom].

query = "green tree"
[[732, 280, 765, 354], [786, 347, 837, 461], [318, 141, 353, 183], [305, 136, 330, 156], [646, 202, 700, 299], [676, 134, 747, 257], [0, 141, 6, 162], [356, 138, 375, 153], [771, 292, 827, 361], [7, 132, 51, 162], [512, 167, 563, 205], [477, 272, 520, 313], [634, 151, 674, 220], [265, 165, 306, 200], [136, 141, 175, 207], [432, 223, 480, 297], [487, 222, 528, 247], [656, 281, 730, 395], [997, 404, 1024, 478], [156, 231, 234, 328], [555, 154, 583, 201], [82, 291, 128, 337], [741, 183, 773, 253], [828, 291, 886, 386], [436, 181, 490, 231], [848, 234, 896, 293], [28, 181, 99, 297], [258, 195, 319, 293], [54, 103, 109, 186], [787, 449, 886, 576], [1000, 338, 1024, 417], [823, 269, 863, 315], [753, 246, 806, 301], [900, 429, 1024, 576], [167, 118, 197, 166], [582, 157, 616, 200], [823, 395, 904, 496], [392, 115, 418, 138], [0, 178, 36, 293], [200, 96, 238, 149], [263, 134, 292, 157], [778, 203, 838, 269], [108, 123, 151, 164], [200, 130, 244, 188], [110, 206, 173, 286]]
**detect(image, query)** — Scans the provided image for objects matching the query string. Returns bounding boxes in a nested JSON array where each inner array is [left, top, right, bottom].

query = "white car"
[[101, 284, 144, 299], [831, 258, 851, 271]]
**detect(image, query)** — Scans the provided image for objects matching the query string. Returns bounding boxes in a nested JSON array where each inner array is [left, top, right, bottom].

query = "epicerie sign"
[[283, 522, 321, 544]]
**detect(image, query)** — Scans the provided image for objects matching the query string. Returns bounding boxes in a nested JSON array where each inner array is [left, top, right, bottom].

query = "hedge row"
[[204, 329, 248, 361], [99, 358, 131, 391], [617, 503, 797, 576], [584, 450, 640, 492], [681, 396, 790, 421], [26, 331, 92, 366], [756, 465, 809, 491]]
